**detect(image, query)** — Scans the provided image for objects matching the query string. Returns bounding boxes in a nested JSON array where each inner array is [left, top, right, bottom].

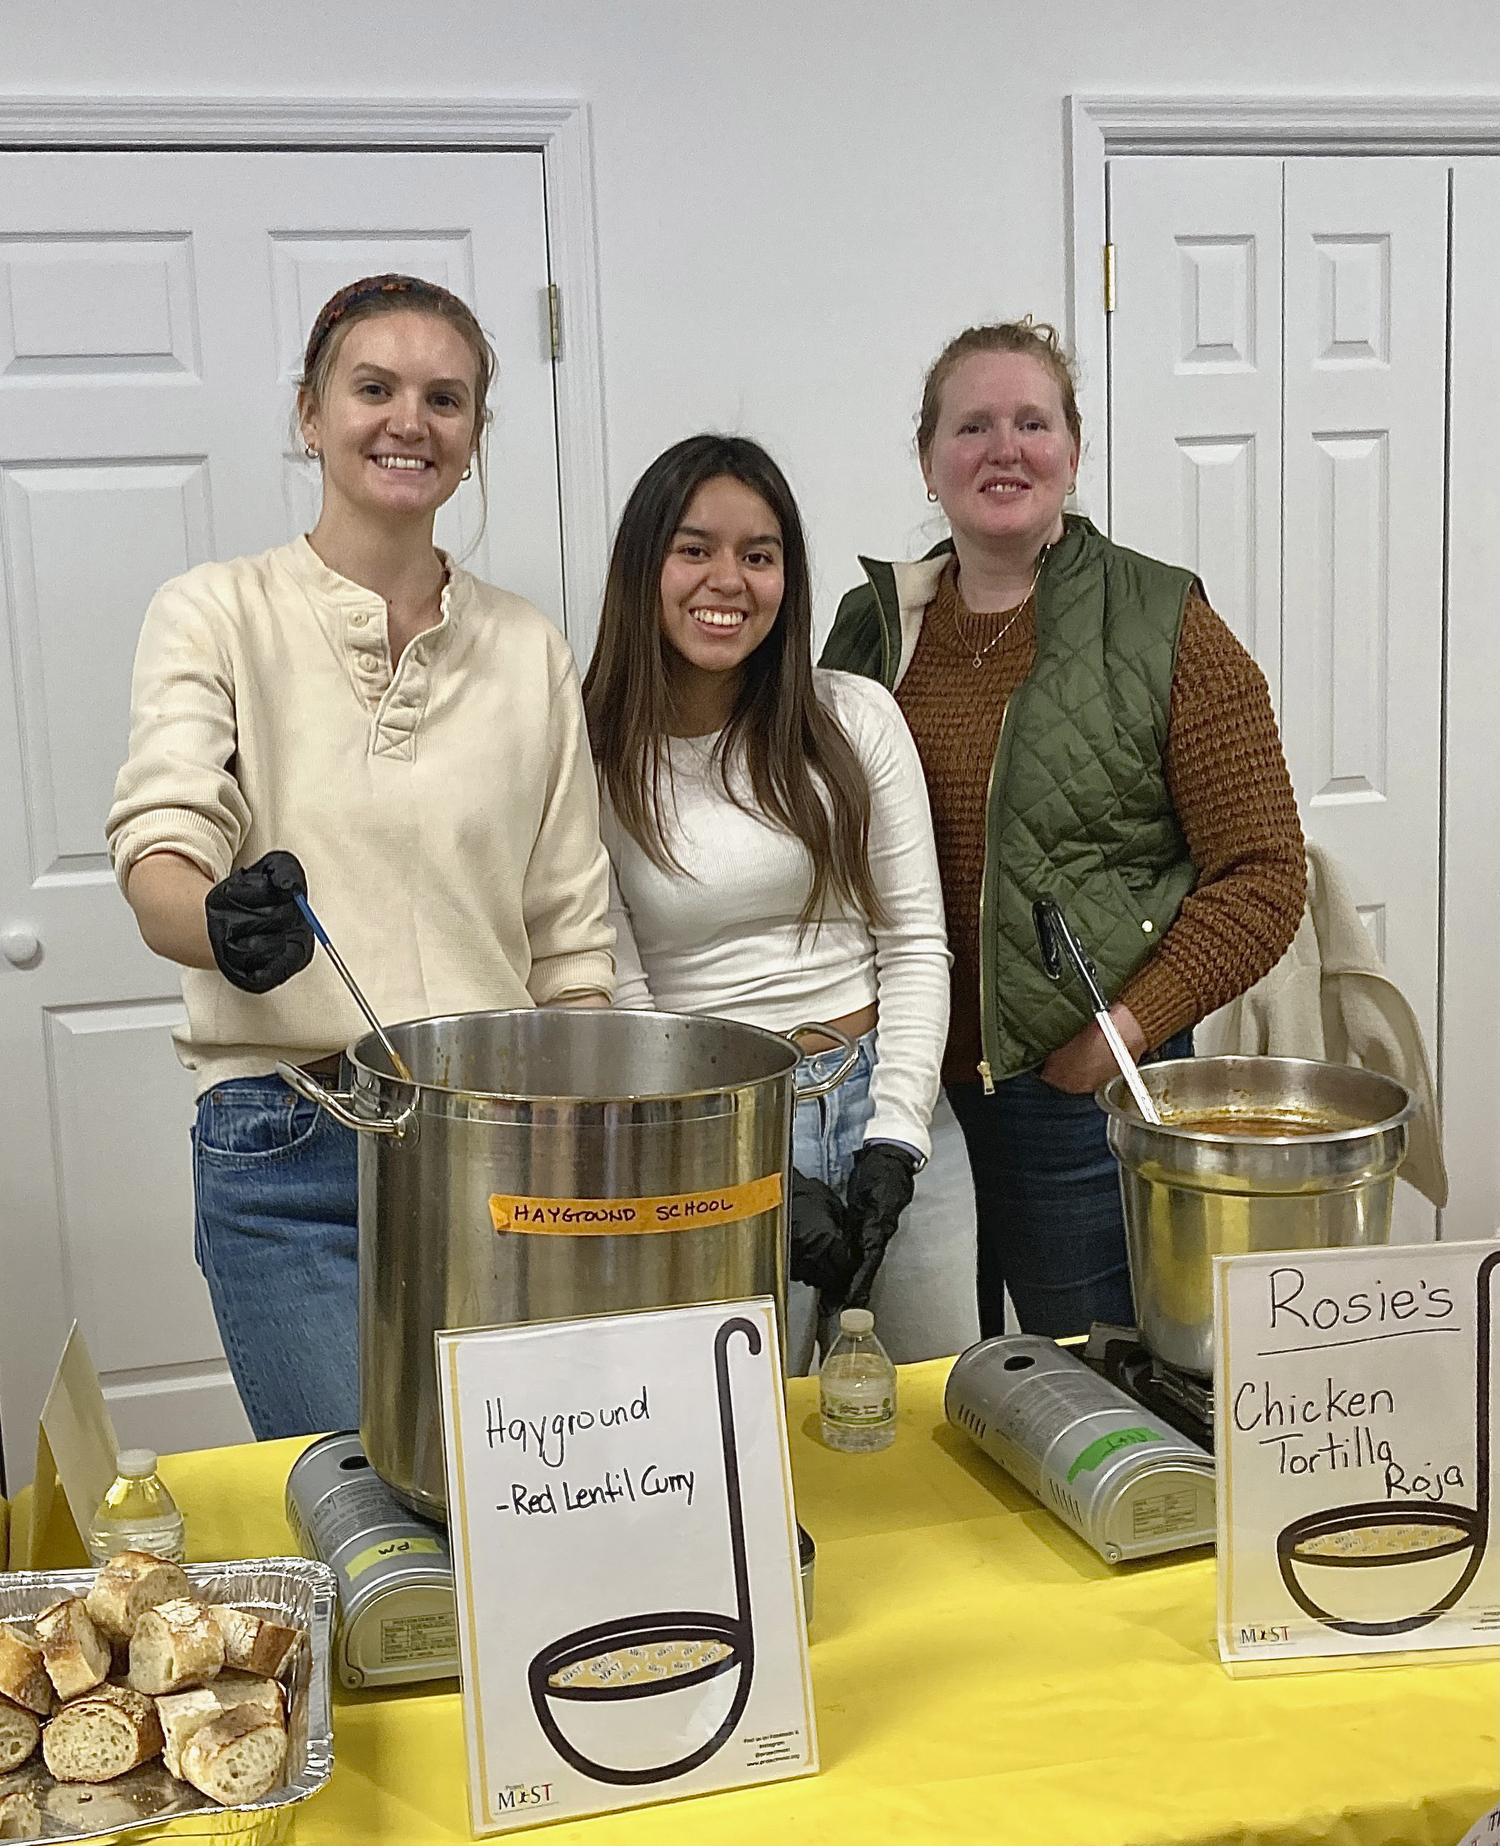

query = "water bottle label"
[[823, 1398, 894, 1426]]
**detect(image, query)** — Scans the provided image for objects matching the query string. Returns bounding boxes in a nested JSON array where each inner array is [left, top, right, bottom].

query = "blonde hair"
[[916, 317, 1081, 460]]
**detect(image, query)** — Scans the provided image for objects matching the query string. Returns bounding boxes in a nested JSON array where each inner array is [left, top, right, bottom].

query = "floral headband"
[[301, 274, 462, 378]]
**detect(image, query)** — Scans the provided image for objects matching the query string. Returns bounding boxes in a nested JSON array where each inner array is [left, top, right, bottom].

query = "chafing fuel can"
[[945, 1336, 1215, 1563], [285, 1432, 459, 1688]]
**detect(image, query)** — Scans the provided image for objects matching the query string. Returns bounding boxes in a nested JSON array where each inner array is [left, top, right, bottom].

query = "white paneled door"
[[1109, 156, 1448, 1242], [0, 151, 561, 1488]]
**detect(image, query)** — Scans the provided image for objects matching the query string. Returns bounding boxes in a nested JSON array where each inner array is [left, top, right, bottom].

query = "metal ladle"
[[293, 892, 414, 1084], [1033, 898, 1162, 1125]]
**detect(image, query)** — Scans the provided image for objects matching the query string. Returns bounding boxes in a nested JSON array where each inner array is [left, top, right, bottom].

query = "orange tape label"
[[489, 1171, 783, 1236]]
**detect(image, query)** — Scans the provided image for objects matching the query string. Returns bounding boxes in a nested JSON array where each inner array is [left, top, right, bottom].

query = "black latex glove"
[[205, 851, 314, 994], [788, 1168, 858, 1303], [843, 1143, 919, 1310]]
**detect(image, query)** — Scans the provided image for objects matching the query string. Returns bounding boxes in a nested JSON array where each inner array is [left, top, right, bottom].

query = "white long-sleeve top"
[[603, 670, 950, 1158], [107, 536, 614, 1092]]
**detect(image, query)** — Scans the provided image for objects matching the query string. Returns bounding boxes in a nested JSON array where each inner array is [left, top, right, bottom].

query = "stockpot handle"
[[786, 1021, 860, 1100], [276, 1060, 418, 1138]]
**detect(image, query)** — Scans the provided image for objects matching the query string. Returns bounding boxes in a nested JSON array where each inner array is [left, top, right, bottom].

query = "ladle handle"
[[294, 893, 414, 1083], [276, 1060, 417, 1137], [714, 1316, 761, 1635]]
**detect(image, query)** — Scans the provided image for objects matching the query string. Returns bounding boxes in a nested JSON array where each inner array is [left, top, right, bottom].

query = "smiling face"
[[298, 310, 480, 530], [657, 475, 785, 726], [921, 350, 1080, 563]]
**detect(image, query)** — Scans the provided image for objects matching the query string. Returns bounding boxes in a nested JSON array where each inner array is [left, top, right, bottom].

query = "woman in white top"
[[584, 434, 978, 1370], [107, 275, 613, 1440]]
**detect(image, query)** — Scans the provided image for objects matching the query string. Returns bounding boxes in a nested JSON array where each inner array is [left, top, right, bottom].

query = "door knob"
[[1, 924, 40, 966]]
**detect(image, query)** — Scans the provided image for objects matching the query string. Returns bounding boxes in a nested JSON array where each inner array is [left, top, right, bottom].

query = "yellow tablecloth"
[[17, 1360, 1498, 1845]]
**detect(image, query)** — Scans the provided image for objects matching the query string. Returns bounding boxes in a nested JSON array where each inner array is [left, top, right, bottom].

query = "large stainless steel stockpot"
[[1099, 1056, 1416, 1379], [281, 1008, 853, 1519]]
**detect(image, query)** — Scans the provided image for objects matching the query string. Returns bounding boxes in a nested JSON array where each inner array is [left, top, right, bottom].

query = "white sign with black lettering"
[[1215, 1239, 1500, 1668], [437, 1298, 816, 1834]]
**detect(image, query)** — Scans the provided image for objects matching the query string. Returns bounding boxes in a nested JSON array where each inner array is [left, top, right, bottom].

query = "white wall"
[[8, 0, 1500, 632]]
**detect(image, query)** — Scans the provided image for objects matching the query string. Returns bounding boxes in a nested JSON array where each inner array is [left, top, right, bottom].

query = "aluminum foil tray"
[[0, 1556, 335, 1844]]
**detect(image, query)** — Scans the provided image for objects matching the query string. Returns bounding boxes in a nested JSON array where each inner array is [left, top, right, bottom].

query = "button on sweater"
[[107, 536, 614, 1091]]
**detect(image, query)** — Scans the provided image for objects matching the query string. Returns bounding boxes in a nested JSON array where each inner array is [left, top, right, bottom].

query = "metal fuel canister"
[[285, 1432, 459, 1688], [945, 1335, 1215, 1563]]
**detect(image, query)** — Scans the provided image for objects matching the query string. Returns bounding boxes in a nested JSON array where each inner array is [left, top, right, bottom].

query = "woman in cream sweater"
[[107, 275, 613, 1440]]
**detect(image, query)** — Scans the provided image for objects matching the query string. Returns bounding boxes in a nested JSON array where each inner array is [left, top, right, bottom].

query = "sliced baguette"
[[0, 1633, 51, 1720], [156, 1679, 281, 1780], [207, 1606, 302, 1679], [84, 1551, 191, 1645], [0, 1784, 42, 1840], [0, 1698, 39, 1772], [128, 1598, 224, 1696], [41, 1683, 163, 1783], [178, 1705, 287, 1805], [34, 1598, 110, 1701]]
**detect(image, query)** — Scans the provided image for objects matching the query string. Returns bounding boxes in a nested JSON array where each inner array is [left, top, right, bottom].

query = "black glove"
[[843, 1143, 919, 1310], [205, 851, 314, 994], [788, 1168, 858, 1303]]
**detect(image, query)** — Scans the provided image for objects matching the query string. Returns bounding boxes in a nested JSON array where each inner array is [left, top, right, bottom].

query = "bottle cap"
[[115, 1449, 159, 1478], [839, 1308, 874, 1335]]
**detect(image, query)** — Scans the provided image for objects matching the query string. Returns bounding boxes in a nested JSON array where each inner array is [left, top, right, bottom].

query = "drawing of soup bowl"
[[528, 1611, 752, 1785], [1277, 1501, 1484, 1636]]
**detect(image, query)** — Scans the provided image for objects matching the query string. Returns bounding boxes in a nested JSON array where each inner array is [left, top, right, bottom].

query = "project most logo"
[[496, 1782, 556, 1810]]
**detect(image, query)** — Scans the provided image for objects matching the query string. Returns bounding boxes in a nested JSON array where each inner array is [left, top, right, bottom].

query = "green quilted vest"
[[821, 515, 1197, 1082], [977, 517, 1197, 1079]]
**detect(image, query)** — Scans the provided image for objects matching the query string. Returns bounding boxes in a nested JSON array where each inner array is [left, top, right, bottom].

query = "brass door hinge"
[[547, 283, 563, 359], [1104, 243, 1116, 315]]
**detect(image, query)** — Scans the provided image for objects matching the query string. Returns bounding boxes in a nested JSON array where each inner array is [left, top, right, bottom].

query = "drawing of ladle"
[[527, 1316, 760, 1785], [1276, 1247, 1498, 1638]]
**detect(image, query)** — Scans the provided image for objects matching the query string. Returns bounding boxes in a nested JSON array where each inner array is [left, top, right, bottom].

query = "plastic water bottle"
[[819, 1308, 897, 1452], [85, 1449, 186, 1566]]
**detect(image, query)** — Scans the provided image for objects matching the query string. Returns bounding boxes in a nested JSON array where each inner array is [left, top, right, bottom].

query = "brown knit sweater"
[[896, 560, 1306, 1086]]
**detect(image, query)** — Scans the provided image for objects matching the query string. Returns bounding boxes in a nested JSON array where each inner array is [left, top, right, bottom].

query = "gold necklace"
[[949, 557, 1044, 669]]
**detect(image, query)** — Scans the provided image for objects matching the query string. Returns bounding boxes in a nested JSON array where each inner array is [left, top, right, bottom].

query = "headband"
[[301, 274, 461, 379]]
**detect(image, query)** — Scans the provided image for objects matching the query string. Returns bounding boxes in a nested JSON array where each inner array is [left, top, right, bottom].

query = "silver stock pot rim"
[[1098, 1054, 1417, 1145]]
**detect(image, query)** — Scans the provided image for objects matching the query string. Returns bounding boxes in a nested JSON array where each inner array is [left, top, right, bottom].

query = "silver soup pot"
[[282, 1008, 853, 1519], [1099, 1055, 1416, 1379]]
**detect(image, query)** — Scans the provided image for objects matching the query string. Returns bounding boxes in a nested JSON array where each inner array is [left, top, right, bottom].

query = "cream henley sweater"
[[107, 537, 614, 1092], [605, 671, 951, 1159]]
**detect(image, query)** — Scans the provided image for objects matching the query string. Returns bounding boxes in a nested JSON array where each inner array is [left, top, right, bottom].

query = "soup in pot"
[[1160, 1107, 1364, 1138]]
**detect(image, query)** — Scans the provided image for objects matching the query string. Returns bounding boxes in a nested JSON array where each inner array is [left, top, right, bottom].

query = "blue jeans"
[[192, 1075, 360, 1441], [947, 1031, 1194, 1341], [785, 1033, 875, 1373]]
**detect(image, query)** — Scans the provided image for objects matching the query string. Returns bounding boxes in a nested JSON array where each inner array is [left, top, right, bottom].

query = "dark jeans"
[[947, 1031, 1194, 1340], [192, 1075, 360, 1440]]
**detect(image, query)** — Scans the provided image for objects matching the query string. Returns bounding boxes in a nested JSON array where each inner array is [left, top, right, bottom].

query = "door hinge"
[[547, 283, 563, 360], [1103, 243, 1116, 315]]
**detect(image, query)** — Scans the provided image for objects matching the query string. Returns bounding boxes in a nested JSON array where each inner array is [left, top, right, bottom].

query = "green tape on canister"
[[1067, 1426, 1162, 1483]]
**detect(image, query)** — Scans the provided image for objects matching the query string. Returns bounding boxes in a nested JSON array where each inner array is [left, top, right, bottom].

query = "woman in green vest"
[[821, 319, 1306, 1340]]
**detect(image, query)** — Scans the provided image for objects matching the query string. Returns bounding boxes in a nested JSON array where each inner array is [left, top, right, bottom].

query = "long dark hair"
[[583, 434, 886, 930]]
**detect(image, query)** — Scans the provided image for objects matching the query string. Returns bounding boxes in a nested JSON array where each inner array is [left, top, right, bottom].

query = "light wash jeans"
[[191, 1075, 360, 1440], [786, 1031, 979, 1373]]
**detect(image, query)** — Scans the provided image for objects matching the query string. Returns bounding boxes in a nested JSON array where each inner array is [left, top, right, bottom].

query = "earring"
[[1067, 480, 1077, 496], [926, 489, 939, 504], [305, 443, 320, 461], [461, 465, 473, 482]]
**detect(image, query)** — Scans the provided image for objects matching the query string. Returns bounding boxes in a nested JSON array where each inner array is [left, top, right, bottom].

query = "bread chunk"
[[0, 1698, 39, 1772], [34, 1598, 110, 1701], [156, 1678, 281, 1780], [0, 1783, 42, 1839], [128, 1598, 224, 1696], [0, 1633, 51, 1719], [84, 1551, 191, 1644], [41, 1683, 163, 1783], [208, 1606, 302, 1679], [179, 1705, 287, 1805]]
